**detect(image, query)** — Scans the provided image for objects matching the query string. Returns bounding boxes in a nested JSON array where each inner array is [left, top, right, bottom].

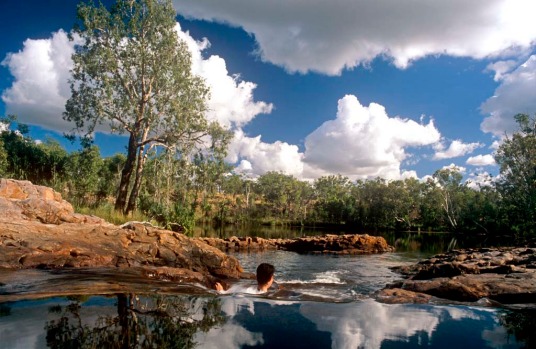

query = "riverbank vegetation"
[[0, 0, 534, 240], [0, 113, 535, 240]]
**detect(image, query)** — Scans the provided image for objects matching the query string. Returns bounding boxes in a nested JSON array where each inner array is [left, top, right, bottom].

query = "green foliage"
[[432, 167, 466, 231], [65, 0, 217, 214], [138, 194, 196, 234], [66, 145, 103, 207], [255, 171, 314, 222], [95, 153, 126, 201], [0, 138, 7, 177], [494, 113, 536, 238], [2, 113, 536, 238], [77, 203, 151, 225], [0, 118, 69, 188], [313, 175, 353, 224]]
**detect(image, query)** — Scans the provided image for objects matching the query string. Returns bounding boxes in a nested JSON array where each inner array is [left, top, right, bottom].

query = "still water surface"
[[0, 231, 533, 348]]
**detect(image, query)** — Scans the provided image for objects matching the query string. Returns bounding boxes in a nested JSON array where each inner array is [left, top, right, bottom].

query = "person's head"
[[256, 263, 275, 291]]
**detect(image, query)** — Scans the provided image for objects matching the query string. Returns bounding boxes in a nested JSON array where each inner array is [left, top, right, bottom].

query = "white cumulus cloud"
[[481, 55, 536, 136], [433, 140, 483, 160], [466, 154, 496, 166], [441, 163, 466, 174], [226, 129, 304, 177], [1, 30, 78, 131], [302, 95, 441, 180], [466, 171, 495, 189], [1, 24, 271, 133], [175, 23, 273, 128], [174, 0, 536, 75], [226, 96, 441, 180], [485, 60, 518, 81]]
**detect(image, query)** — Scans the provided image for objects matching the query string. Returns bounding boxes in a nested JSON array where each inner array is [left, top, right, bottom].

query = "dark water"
[[0, 232, 535, 348]]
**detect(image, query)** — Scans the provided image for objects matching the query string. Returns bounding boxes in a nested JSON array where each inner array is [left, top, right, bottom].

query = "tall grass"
[[75, 203, 155, 226]]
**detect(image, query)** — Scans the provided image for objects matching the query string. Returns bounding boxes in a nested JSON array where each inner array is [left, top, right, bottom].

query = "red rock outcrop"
[[0, 179, 242, 286]]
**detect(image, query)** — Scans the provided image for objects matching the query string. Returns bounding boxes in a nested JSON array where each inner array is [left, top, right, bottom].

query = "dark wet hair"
[[256, 263, 275, 285]]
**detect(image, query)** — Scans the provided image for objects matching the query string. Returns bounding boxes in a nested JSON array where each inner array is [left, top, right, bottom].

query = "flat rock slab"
[[379, 246, 536, 305]]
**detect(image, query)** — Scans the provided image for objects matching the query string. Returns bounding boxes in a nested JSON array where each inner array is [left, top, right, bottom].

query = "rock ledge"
[[377, 246, 536, 305], [0, 179, 242, 287]]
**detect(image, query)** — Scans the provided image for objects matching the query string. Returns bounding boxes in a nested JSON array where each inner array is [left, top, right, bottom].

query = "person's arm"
[[214, 282, 224, 292]]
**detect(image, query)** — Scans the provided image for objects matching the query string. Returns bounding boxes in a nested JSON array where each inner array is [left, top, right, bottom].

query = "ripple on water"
[[228, 249, 424, 302]]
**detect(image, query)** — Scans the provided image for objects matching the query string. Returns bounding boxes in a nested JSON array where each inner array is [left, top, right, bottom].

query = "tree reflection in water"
[[44, 294, 224, 349], [500, 309, 536, 349]]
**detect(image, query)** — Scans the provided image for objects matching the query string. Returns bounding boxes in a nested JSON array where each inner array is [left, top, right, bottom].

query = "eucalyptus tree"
[[255, 171, 308, 221], [313, 175, 353, 224], [387, 178, 423, 231], [432, 167, 466, 231], [495, 113, 536, 236], [65, 0, 216, 214], [355, 178, 392, 230]]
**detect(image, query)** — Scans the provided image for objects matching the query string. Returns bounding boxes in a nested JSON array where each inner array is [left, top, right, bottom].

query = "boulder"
[[380, 246, 536, 305], [0, 179, 242, 287]]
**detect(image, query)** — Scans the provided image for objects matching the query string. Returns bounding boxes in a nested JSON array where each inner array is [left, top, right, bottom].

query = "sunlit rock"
[[0, 179, 242, 286]]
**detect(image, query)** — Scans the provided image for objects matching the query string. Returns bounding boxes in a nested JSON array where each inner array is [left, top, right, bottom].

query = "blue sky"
[[1, 0, 536, 185]]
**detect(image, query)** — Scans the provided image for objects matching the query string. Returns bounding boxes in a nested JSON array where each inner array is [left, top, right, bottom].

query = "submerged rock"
[[0, 179, 242, 287], [378, 246, 536, 305]]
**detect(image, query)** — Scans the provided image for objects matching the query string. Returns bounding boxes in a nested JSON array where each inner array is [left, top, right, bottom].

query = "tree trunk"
[[115, 133, 138, 213], [125, 145, 146, 215]]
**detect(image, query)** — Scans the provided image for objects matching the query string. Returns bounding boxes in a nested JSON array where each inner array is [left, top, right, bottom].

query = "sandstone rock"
[[196, 233, 394, 254], [382, 246, 536, 305], [0, 179, 243, 287], [375, 288, 432, 304]]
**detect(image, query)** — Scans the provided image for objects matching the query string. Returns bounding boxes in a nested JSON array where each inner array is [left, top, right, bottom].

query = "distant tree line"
[[1, 114, 535, 239]]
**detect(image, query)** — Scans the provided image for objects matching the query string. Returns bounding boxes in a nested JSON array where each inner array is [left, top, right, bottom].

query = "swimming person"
[[214, 263, 276, 294], [255, 263, 275, 292]]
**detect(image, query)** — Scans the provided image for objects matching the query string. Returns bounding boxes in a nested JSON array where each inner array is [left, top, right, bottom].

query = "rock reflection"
[[44, 294, 225, 349]]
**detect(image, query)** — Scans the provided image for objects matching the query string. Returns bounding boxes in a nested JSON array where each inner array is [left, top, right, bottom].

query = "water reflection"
[[0, 294, 531, 348], [500, 308, 536, 348], [44, 294, 225, 349], [0, 294, 224, 349], [201, 295, 524, 349]]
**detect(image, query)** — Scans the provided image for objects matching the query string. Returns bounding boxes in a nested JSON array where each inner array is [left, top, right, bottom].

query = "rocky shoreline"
[[3, 178, 535, 307], [0, 179, 393, 292], [376, 246, 536, 305]]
